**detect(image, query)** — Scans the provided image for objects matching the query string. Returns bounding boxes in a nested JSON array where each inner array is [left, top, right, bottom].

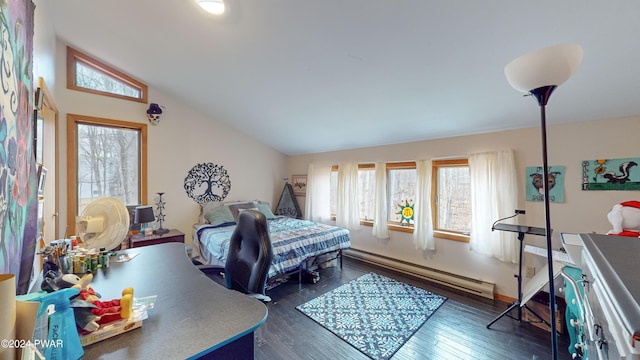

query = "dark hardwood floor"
[[255, 257, 573, 360]]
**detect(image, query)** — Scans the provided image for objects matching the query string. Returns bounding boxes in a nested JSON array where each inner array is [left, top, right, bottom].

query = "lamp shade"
[[505, 44, 583, 93], [195, 0, 225, 15], [134, 206, 155, 224]]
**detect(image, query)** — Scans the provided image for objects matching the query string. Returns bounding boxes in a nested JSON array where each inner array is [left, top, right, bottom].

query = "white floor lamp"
[[504, 44, 583, 360]]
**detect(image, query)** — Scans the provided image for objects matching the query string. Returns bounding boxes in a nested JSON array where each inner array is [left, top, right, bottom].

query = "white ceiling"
[[48, 1, 640, 155]]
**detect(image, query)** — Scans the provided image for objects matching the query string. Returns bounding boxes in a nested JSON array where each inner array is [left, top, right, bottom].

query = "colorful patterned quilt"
[[191, 216, 351, 279]]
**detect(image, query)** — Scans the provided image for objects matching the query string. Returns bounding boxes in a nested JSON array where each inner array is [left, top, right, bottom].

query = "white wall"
[[288, 116, 640, 298], [49, 39, 288, 246], [33, 0, 56, 90]]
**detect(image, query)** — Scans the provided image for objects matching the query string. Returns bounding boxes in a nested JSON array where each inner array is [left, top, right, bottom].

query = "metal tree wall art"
[[184, 163, 231, 204]]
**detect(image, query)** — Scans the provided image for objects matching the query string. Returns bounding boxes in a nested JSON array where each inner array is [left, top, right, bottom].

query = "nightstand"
[[129, 229, 185, 248]]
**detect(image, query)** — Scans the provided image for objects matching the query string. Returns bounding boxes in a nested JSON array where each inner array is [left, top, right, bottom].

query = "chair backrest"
[[224, 209, 274, 295]]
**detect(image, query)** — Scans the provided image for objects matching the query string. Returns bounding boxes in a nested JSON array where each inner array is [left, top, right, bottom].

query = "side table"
[[129, 229, 185, 248]]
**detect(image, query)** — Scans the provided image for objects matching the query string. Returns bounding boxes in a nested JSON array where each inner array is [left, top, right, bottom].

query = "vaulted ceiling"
[[48, 1, 640, 155]]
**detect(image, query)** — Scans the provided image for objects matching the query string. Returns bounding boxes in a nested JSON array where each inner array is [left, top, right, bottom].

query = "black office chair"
[[200, 209, 274, 302]]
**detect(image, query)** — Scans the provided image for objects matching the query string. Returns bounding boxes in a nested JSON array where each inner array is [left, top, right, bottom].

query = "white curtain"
[[305, 163, 332, 222], [336, 162, 360, 230], [371, 162, 389, 239], [469, 149, 518, 263], [413, 159, 435, 250]]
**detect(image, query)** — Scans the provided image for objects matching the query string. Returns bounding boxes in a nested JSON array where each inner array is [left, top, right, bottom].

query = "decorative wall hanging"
[[291, 175, 307, 196], [582, 158, 640, 190], [154, 192, 169, 234], [526, 166, 565, 202], [275, 179, 302, 218], [184, 163, 231, 204], [146, 103, 164, 125], [0, 0, 37, 295], [395, 200, 415, 225]]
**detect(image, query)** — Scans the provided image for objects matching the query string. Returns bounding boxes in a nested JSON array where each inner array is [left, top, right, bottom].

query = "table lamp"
[[134, 206, 155, 236]]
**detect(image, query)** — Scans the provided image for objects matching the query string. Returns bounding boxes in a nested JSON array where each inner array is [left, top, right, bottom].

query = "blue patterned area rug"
[[296, 272, 447, 360]]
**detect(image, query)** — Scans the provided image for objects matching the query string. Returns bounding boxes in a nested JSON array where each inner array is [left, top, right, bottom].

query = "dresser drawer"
[[130, 229, 185, 248], [582, 246, 636, 359]]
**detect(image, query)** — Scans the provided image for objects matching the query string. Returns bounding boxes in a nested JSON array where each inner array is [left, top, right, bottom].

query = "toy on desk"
[[39, 271, 134, 333], [65, 273, 134, 333], [41, 270, 82, 292], [73, 286, 134, 333], [606, 200, 640, 237]]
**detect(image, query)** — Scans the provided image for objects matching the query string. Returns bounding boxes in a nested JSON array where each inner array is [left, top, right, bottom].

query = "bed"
[[191, 200, 351, 287]]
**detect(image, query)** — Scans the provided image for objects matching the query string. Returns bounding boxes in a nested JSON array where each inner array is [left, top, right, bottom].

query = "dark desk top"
[[82, 243, 267, 359]]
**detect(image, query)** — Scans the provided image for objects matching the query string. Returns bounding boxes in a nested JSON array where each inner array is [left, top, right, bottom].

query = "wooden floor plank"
[[254, 258, 572, 359]]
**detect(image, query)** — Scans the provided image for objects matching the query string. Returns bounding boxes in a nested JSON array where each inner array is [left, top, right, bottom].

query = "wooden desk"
[[129, 229, 185, 248], [82, 243, 267, 359]]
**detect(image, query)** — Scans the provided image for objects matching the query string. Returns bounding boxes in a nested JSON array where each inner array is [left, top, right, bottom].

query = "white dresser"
[[579, 233, 640, 359]]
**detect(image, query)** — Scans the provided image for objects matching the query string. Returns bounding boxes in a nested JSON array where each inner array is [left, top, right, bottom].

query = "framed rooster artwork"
[[582, 158, 640, 190], [526, 166, 565, 202]]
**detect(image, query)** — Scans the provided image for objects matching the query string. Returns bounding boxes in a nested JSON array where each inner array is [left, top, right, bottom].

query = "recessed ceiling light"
[[196, 0, 225, 15]]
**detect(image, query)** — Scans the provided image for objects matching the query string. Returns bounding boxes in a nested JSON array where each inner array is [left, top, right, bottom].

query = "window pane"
[[76, 61, 141, 98], [358, 169, 375, 221], [387, 168, 416, 224], [330, 170, 338, 215], [436, 166, 471, 233], [76, 124, 140, 214]]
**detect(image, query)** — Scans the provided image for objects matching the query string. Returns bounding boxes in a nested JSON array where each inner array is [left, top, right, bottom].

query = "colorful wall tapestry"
[[0, 0, 37, 295], [526, 166, 565, 203], [582, 158, 640, 190]]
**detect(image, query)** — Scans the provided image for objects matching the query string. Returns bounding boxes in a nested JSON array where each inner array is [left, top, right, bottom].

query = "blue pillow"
[[255, 201, 277, 219], [204, 206, 235, 226]]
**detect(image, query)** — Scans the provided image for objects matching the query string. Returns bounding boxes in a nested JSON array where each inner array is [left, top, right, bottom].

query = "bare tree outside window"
[[67, 46, 148, 103], [387, 169, 417, 224], [358, 169, 375, 221], [436, 166, 471, 233], [76, 62, 141, 98], [76, 124, 140, 214]]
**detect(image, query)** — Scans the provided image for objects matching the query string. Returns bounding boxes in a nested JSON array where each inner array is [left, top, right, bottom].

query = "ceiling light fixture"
[[195, 0, 225, 15], [504, 43, 583, 360]]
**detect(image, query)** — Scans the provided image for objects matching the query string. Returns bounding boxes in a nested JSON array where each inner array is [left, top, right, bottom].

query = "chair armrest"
[[197, 265, 226, 287]]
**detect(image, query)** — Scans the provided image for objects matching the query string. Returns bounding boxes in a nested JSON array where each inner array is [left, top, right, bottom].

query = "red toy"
[[69, 273, 134, 333], [606, 201, 640, 237], [77, 287, 133, 326]]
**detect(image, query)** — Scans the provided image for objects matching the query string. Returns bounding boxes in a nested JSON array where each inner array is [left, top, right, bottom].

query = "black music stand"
[[486, 223, 551, 329]]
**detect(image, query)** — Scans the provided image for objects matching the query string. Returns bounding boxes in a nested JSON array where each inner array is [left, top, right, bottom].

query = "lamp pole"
[[530, 85, 560, 360]]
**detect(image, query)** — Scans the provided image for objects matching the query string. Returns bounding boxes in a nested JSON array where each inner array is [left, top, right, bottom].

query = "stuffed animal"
[[54, 273, 134, 333], [40, 271, 134, 332], [606, 200, 640, 237], [72, 286, 134, 333]]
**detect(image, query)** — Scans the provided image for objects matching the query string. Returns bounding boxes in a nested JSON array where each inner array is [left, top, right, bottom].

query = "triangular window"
[[67, 47, 148, 103]]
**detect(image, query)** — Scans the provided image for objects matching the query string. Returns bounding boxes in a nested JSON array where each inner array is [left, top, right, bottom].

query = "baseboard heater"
[[343, 249, 495, 300]]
